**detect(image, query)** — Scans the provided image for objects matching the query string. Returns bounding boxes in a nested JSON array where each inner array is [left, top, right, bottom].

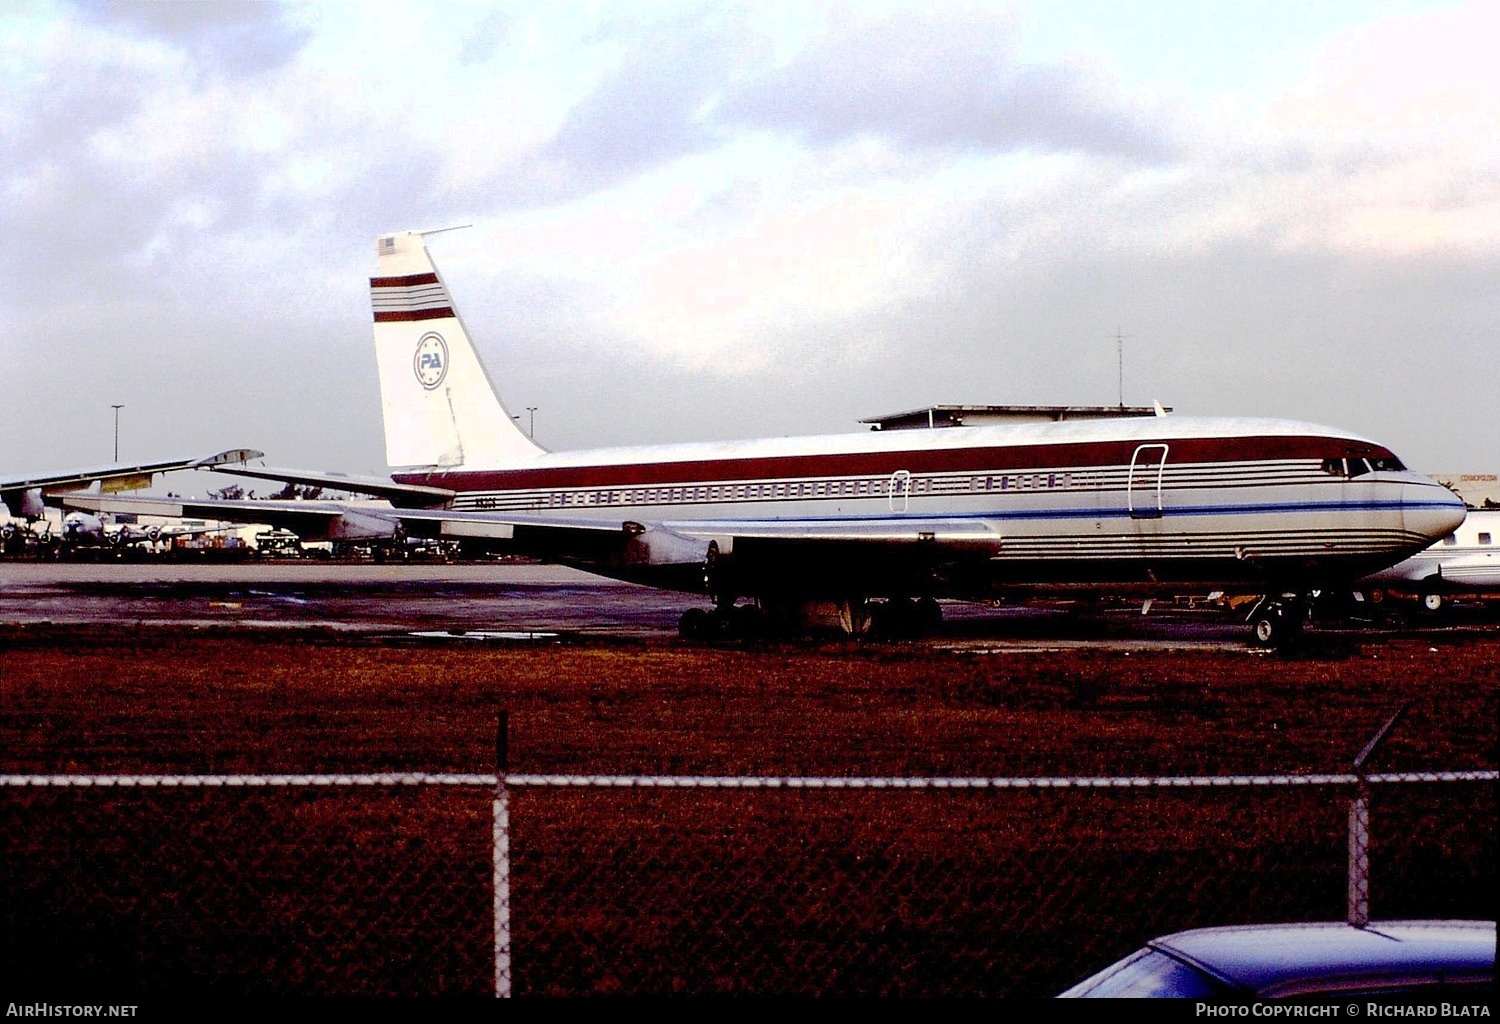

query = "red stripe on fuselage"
[[393, 435, 1395, 493]]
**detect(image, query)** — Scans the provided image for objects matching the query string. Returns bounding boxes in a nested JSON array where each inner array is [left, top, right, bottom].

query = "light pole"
[[526, 406, 537, 438], [111, 404, 124, 462]]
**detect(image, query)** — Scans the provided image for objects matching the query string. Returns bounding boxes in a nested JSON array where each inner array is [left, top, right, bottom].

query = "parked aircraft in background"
[[1359, 507, 1500, 616], [62, 231, 1466, 646], [0, 516, 57, 555], [56, 510, 233, 553], [2, 452, 261, 522], [2, 451, 260, 554]]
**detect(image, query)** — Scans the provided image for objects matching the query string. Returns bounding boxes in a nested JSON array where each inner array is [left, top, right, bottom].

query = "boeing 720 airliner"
[[64, 230, 1466, 646]]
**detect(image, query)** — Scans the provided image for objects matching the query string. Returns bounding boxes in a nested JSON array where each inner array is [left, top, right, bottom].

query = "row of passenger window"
[[540, 479, 884, 506], [462, 462, 1355, 512], [471, 471, 1091, 510]]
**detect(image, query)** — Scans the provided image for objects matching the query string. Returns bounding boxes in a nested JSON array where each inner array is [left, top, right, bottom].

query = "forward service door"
[[1128, 444, 1168, 519]]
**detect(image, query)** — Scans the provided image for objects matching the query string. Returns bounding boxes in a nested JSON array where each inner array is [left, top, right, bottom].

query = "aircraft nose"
[[1405, 482, 1467, 542]]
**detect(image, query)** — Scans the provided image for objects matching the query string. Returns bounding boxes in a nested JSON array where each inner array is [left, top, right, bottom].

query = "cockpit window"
[[1322, 456, 1399, 478]]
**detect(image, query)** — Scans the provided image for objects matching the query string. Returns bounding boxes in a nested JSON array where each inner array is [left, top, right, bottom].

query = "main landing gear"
[[1246, 593, 1308, 650], [678, 603, 769, 640]]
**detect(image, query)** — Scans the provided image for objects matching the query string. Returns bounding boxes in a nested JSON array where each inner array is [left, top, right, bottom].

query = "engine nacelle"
[[5, 488, 46, 520], [323, 509, 400, 541], [623, 527, 706, 566]]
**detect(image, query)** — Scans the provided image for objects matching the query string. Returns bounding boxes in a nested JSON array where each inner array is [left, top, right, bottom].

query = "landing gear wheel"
[[729, 603, 765, 639], [679, 607, 711, 640], [869, 596, 944, 639], [871, 598, 913, 639], [1250, 608, 1283, 649], [1421, 591, 1444, 615], [1249, 596, 1306, 649], [915, 596, 943, 632]]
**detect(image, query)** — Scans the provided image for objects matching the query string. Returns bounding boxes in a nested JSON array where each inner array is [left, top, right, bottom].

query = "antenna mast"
[[1115, 327, 1127, 409]]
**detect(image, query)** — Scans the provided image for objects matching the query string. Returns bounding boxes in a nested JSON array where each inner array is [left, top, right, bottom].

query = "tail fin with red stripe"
[[371, 230, 544, 469]]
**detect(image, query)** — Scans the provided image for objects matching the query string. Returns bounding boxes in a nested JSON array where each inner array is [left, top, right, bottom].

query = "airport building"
[[1431, 473, 1500, 509]]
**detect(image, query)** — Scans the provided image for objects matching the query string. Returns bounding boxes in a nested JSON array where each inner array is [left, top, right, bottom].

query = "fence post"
[[494, 712, 512, 998], [1347, 705, 1405, 929], [1347, 781, 1370, 928]]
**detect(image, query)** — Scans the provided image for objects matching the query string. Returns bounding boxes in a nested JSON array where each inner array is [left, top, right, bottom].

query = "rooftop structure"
[[860, 404, 1169, 431]]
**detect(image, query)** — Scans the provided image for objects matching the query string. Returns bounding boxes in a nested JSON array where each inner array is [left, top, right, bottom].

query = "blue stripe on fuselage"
[[673, 497, 1461, 528]]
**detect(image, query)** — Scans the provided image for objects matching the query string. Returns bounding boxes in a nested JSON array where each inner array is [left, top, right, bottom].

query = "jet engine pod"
[[623, 525, 721, 567], [324, 510, 401, 541]]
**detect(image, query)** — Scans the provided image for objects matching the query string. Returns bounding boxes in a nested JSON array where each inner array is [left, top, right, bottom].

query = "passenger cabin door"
[[1128, 444, 1168, 519], [888, 469, 911, 513]]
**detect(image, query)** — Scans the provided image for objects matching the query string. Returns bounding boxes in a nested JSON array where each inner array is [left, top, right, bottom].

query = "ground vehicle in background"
[[254, 529, 304, 557], [1058, 920, 1495, 999]]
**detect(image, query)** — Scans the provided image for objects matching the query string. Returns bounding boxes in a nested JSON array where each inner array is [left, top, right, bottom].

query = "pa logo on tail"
[[413, 332, 448, 389]]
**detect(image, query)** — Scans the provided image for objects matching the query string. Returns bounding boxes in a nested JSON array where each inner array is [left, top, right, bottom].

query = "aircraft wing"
[[385, 509, 1003, 549], [668, 517, 1004, 549], [2, 449, 263, 519], [56, 491, 1005, 570], [391, 508, 642, 540], [204, 463, 454, 506], [57, 493, 402, 542], [384, 509, 1006, 591]]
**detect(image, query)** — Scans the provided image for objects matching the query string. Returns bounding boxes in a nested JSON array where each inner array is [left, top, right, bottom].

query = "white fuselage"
[[368, 230, 1465, 604], [393, 415, 1465, 598], [1363, 507, 1500, 592]]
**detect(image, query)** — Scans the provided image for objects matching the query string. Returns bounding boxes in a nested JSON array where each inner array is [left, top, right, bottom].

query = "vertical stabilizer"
[[371, 230, 545, 470]]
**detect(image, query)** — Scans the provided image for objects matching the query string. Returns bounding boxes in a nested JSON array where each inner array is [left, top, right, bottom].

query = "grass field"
[[2, 624, 1495, 996]]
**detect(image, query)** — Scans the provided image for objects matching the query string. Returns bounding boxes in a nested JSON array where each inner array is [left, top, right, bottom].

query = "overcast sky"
[[3, 0, 1496, 488]]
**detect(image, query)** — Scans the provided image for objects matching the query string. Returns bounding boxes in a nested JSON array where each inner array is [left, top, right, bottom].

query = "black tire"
[[916, 596, 943, 632], [679, 607, 711, 639], [870, 599, 915, 640], [1250, 608, 1282, 649], [729, 604, 765, 639]]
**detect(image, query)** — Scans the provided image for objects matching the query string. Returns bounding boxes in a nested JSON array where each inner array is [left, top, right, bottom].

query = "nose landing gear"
[[1247, 594, 1307, 650]]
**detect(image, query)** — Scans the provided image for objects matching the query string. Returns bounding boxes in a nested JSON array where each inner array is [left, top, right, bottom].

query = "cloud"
[[3, 2, 1497, 479], [715, 5, 1174, 161], [531, 7, 764, 197], [520, 3, 1175, 204], [70, 0, 310, 78]]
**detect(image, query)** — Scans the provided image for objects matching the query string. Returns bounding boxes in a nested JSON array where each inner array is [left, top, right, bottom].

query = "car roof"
[[1152, 920, 1496, 997]]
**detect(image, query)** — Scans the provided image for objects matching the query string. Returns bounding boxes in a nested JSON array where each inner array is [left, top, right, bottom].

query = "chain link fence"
[[3, 760, 1492, 997]]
